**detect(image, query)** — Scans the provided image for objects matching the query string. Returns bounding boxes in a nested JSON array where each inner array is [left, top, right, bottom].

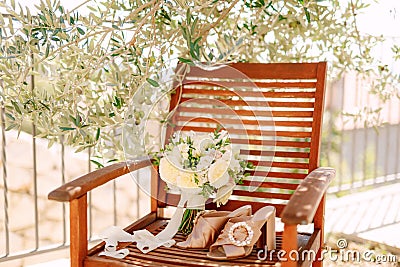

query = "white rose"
[[208, 159, 230, 188], [229, 158, 241, 173], [196, 154, 214, 171], [159, 157, 179, 186], [193, 135, 213, 155], [177, 170, 198, 188]]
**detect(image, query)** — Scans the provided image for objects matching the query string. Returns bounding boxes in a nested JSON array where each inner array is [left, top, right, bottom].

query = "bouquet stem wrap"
[[130, 191, 206, 253]]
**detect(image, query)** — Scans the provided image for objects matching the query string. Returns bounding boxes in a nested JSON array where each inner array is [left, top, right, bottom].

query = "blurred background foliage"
[[0, 0, 399, 160]]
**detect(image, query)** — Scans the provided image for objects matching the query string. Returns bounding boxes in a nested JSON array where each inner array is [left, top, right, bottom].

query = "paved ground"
[[326, 182, 400, 250]]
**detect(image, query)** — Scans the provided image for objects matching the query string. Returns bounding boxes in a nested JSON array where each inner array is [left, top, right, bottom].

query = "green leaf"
[[77, 27, 85, 35], [95, 128, 100, 141], [178, 57, 194, 66], [59, 126, 76, 131], [5, 124, 17, 131], [11, 101, 21, 114], [304, 7, 311, 23], [146, 78, 160, 87], [5, 113, 15, 121], [90, 159, 104, 168]]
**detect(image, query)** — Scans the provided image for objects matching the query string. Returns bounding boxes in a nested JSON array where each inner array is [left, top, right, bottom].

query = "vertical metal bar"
[[374, 100, 380, 184], [87, 147, 92, 239], [31, 53, 39, 251], [338, 75, 346, 191], [1, 106, 9, 256], [326, 82, 334, 167], [61, 136, 67, 245], [136, 169, 140, 218], [350, 75, 359, 189], [362, 84, 370, 187], [384, 100, 391, 182]]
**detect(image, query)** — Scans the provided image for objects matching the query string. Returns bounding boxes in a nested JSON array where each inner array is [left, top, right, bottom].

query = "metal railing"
[[0, 116, 148, 264], [325, 72, 400, 194]]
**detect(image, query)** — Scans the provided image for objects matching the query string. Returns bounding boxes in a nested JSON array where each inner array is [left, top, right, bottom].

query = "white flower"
[[208, 158, 230, 188], [177, 170, 198, 188], [229, 158, 241, 173], [169, 146, 183, 166], [193, 134, 213, 155], [178, 143, 189, 153], [196, 154, 214, 171], [159, 157, 179, 186]]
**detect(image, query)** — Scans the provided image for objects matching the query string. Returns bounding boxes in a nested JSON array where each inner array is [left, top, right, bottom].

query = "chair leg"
[[70, 195, 88, 267], [281, 224, 297, 267], [312, 258, 323, 267]]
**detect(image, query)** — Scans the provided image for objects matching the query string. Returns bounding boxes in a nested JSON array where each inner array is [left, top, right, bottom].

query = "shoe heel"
[[256, 207, 276, 250]]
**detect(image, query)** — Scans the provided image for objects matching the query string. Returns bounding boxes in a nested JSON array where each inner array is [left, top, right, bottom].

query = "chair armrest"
[[281, 167, 335, 225], [48, 157, 153, 202]]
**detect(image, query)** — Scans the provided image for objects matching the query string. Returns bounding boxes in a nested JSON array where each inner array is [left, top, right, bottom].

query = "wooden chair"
[[48, 62, 335, 267]]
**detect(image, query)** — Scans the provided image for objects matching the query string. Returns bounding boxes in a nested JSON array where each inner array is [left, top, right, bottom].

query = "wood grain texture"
[[178, 106, 314, 118], [182, 80, 317, 89], [281, 224, 298, 267], [177, 116, 313, 127], [281, 167, 335, 225], [183, 62, 319, 79], [48, 158, 152, 202], [70, 196, 87, 267]]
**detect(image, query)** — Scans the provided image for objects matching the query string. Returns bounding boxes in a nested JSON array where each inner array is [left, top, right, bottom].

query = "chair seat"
[[85, 217, 314, 267]]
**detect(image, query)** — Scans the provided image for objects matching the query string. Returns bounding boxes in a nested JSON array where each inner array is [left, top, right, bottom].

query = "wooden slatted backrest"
[[158, 62, 327, 217]]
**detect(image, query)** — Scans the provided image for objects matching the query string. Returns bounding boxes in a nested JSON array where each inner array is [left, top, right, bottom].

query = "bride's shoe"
[[175, 205, 252, 250], [207, 206, 275, 260]]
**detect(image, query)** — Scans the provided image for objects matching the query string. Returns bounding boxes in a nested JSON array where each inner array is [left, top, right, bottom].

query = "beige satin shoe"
[[207, 206, 275, 260], [175, 205, 252, 250]]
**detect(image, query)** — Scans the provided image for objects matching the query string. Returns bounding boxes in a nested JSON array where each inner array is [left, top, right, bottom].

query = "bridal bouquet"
[[156, 128, 249, 234]]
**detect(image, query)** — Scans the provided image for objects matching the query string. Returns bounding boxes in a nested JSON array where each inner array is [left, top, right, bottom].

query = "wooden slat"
[[212, 200, 287, 217], [249, 160, 310, 169], [231, 138, 311, 148], [177, 116, 313, 127], [181, 98, 315, 108], [248, 171, 308, 179], [178, 106, 313, 118], [175, 125, 312, 138], [241, 149, 310, 159], [241, 180, 299, 190], [232, 190, 293, 200], [182, 88, 316, 98], [183, 62, 319, 79], [182, 80, 317, 89]]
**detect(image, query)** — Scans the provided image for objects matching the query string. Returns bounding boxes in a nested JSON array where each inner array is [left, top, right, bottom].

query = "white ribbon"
[[99, 191, 206, 258]]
